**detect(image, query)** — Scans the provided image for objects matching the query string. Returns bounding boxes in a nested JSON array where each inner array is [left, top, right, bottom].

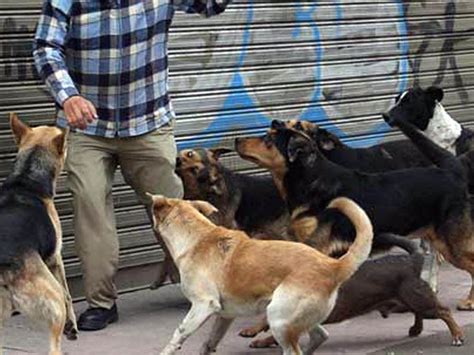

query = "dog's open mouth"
[[237, 152, 262, 165]]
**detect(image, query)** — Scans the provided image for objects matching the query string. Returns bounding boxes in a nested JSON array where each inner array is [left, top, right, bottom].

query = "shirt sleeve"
[[33, 0, 79, 107], [173, 0, 232, 17]]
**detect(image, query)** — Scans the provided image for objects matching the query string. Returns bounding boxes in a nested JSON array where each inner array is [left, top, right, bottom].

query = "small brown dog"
[[149, 194, 373, 355]]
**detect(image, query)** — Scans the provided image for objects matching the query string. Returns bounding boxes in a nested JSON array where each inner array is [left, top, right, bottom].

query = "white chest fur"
[[424, 103, 462, 154]]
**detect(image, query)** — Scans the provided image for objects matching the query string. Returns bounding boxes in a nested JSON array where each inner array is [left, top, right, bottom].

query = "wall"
[[0, 0, 473, 296]]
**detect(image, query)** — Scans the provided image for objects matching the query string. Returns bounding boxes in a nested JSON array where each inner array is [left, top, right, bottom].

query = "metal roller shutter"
[[1, 0, 473, 297]]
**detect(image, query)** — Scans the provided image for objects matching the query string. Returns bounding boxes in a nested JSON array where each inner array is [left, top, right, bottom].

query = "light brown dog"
[[149, 194, 373, 355], [0, 114, 76, 355]]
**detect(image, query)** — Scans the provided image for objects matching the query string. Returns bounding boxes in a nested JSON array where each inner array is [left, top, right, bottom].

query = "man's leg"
[[65, 133, 120, 327], [118, 123, 183, 286]]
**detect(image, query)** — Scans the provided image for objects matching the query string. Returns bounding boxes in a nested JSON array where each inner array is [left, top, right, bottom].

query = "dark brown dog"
[[239, 251, 464, 349], [175, 147, 290, 240]]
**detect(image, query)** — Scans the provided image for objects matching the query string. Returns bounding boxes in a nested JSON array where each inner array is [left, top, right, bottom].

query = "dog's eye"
[[263, 135, 274, 147], [186, 151, 194, 158]]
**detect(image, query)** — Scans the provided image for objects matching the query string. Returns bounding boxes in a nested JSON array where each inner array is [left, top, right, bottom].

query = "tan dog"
[[149, 195, 373, 355], [0, 114, 77, 355]]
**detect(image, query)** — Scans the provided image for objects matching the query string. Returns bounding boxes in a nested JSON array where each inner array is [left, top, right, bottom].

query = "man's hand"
[[63, 96, 97, 129]]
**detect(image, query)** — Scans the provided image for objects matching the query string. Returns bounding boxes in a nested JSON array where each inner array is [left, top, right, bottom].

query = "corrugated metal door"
[[1, 0, 473, 297]]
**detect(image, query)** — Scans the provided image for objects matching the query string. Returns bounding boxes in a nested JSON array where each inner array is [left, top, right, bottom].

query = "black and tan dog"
[[235, 118, 474, 311], [175, 147, 290, 240], [0, 114, 77, 355], [282, 120, 431, 172], [284, 118, 474, 195], [240, 248, 464, 349]]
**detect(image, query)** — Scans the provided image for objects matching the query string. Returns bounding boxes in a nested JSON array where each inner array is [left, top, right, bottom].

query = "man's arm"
[[33, 0, 78, 106], [173, 0, 232, 17], [33, 0, 95, 128]]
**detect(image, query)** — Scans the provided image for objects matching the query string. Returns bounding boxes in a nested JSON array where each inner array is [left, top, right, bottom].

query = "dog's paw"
[[160, 343, 180, 355], [199, 342, 216, 355], [239, 327, 260, 338], [452, 335, 464, 347], [64, 320, 78, 341], [381, 112, 396, 127], [408, 326, 422, 337], [456, 299, 474, 311], [249, 336, 277, 348]]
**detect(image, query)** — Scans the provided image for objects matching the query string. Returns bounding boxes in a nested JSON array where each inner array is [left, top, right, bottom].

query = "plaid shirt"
[[33, 0, 231, 137]]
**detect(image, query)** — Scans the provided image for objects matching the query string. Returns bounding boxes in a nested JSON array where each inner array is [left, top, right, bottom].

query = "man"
[[33, 0, 232, 331]]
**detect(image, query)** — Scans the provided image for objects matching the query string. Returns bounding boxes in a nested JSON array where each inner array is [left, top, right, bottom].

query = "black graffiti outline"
[[404, 0, 471, 102]]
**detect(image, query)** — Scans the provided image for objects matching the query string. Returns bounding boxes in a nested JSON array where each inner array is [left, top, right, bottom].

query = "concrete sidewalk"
[[2, 263, 473, 355]]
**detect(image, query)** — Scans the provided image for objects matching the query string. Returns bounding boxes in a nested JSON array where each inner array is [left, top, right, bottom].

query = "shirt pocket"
[[75, 1, 103, 24], [70, 2, 112, 51]]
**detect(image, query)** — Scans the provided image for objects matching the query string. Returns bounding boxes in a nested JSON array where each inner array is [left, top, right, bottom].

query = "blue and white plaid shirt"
[[33, 0, 231, 137]]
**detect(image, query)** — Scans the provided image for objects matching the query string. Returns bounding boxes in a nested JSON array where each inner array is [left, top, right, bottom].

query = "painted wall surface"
[[0, 0, 473, 295]]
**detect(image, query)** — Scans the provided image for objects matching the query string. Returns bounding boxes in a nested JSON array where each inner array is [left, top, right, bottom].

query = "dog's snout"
[[176, 157, 182, 167], [271, 120, 285, 129], [381, 112, 392, 124], [235, 137, 243, 149]]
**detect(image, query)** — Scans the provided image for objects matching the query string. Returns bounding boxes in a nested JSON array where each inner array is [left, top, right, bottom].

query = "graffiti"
[[178, 1, 409, 148], [404, 0, 471, 103], [1, 17, 30, 81], [1, 1, 472, 148]]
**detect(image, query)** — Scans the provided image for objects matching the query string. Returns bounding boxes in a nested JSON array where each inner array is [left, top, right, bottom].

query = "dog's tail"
[[393, 118, 464, 178], [329, 197, 374, 283]]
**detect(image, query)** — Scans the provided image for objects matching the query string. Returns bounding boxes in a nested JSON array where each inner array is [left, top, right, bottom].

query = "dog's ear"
[[53, 128, 68, 156], [146, 194, 171, 219], [319, 137, 335, 151], [209, 148, 233, 160], [145, 192, 155, 206], [190, 200, 218, 217], [10, 113, 31, 145], [209, 184, 223, 195], [317, 130, 341, 151], [196, 167, 210, 183], [271, 119, 285, 130], [294, 121, 304, 131], [426, 86, 444, 103], [394, 92, 402, 103], [146, 193, 166, 208], [287, 135, 304, 163], [146, 193, 160, 214], [208, 170, 224, 195]]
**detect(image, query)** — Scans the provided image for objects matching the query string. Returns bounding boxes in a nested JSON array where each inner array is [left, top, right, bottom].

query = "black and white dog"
[[387, 86, 474, 155]]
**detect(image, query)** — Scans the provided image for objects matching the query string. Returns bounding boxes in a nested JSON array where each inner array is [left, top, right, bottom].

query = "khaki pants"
[[65, 124, 183, 309]]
